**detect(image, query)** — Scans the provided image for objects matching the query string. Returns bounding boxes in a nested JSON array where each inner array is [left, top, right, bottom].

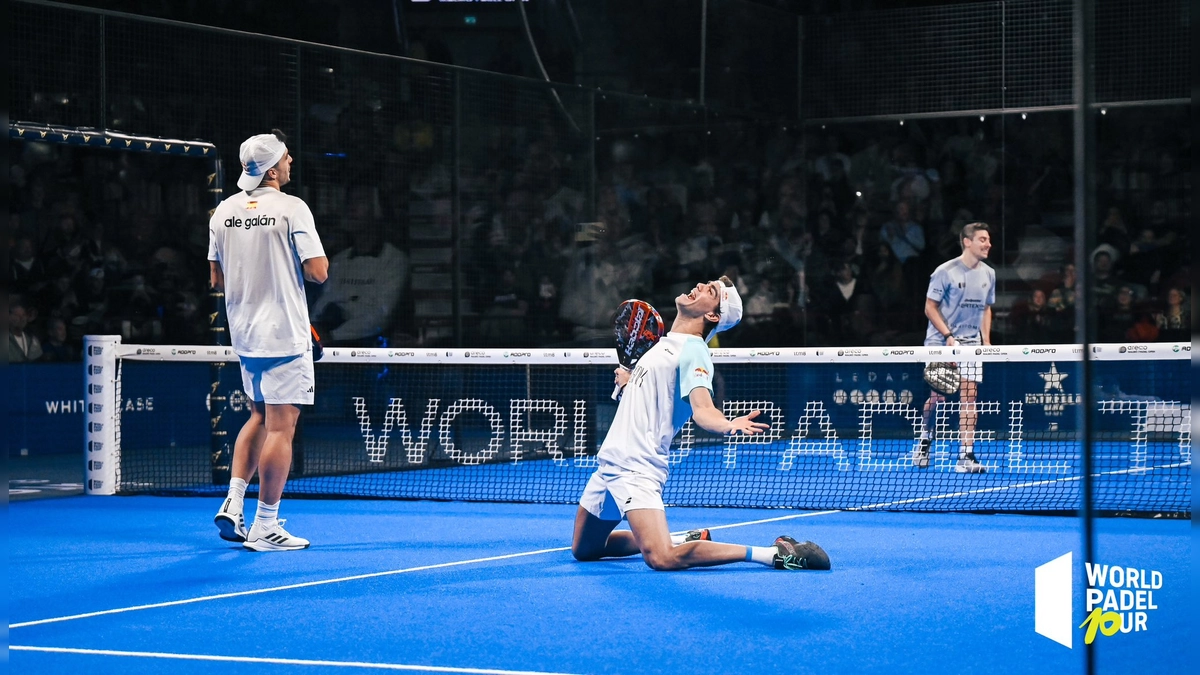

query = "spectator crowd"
[[8, 106, 1190, 361]]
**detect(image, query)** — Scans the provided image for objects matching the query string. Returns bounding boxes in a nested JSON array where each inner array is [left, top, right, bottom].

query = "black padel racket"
[[611, 299, 665, 400]]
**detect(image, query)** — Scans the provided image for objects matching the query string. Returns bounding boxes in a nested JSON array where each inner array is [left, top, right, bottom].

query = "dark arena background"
[[7, 1, 1193, 674]]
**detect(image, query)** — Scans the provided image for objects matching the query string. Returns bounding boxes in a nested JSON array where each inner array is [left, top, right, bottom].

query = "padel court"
[[8, 340, 1192, 673], [8, 498, 1189, 674]]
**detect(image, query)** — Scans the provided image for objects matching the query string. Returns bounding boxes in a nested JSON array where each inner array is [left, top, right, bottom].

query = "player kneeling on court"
[[572, 277, 831, 572]]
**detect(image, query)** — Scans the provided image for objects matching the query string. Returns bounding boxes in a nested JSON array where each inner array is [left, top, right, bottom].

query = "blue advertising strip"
[[11, 357, 1190, 474], [8, 363, 211, 456], [8, 364, 84, 456]]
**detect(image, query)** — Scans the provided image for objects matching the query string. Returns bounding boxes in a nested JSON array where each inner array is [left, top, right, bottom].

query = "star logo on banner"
[[1039, 363, 1068, 392]]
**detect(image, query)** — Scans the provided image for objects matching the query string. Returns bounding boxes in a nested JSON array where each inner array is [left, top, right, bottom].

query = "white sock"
[[748, 546, 776, 566], [919, 430, 931, 440], [254, 500, 280, 530], [226, 478, 248, 510], [670, 533, 687, 546]]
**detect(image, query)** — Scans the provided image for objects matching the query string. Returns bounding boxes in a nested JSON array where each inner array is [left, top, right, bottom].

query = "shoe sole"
[[242, 539, 310, 552], [214, 514, 246, 543], [955, 465, 987, 474]]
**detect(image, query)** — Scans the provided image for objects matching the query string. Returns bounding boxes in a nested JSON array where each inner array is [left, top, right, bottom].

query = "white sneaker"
[[955, 454, 987, 474], [243, 519, 310, 551], [214, 497, 247, 542]]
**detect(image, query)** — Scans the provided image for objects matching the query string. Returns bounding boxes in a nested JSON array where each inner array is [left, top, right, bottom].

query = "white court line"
[[8, 510, 842, 631], [11, 461, 1186, 630], [10, 645, 581, 675], [9, 546, 570, 629], [849, 460, 1191, 511], [701, 510, 841, 532]]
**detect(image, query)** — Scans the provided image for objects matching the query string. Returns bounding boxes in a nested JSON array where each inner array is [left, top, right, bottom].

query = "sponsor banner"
[[110, 343, 1189, 364], [1089, 343, 1189, 360], [321, 348, 619, 365], [9, 362, 212, 456], [117, 345, 237, 362]]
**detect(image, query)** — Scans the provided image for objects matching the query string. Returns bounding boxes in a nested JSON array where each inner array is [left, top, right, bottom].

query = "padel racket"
[[923, 361, 960, 395], [611, 299, 665, 400]]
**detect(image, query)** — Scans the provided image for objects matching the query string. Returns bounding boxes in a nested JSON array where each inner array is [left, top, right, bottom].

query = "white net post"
[[84, 335, 121, 495]]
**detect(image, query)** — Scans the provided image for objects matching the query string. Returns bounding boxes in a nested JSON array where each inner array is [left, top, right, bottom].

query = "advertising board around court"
[[7, 362, 210, 456]]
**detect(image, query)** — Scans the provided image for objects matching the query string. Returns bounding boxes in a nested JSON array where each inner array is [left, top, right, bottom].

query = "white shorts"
[[954, 360, 983, 384], [239, 351, 315, 405], [579, 468, 665, 521]]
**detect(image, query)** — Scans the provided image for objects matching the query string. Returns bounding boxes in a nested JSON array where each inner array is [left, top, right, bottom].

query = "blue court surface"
[[8, 497, 1190, 674]]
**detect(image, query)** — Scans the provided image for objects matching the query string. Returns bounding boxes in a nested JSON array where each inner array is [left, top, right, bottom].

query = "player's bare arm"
[[981, 306, 993, 345], [303, 256, 330, 284], [689, 386, 769, 436], [210, 261, 224, 292]]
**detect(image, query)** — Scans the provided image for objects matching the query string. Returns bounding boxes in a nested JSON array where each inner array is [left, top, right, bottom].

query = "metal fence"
[[10, 0, 1189, 353], [801, 0, 1189, 121], [12, 0, 772, 349]]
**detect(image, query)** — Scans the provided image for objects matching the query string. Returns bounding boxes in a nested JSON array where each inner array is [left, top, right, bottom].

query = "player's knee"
[[642, 549, 683, 571], [571, 544, 600, 562]]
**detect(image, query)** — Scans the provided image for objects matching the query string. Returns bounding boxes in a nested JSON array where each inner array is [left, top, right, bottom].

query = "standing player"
[[572, 277, 831, 571], [210, 130, 328, 550], [914, 222, 994, 474]]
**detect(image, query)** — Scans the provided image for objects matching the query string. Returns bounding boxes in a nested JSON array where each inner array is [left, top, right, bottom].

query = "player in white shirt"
[[914, 222, 994, 474], [209, 130, 329, 551], [572, 277, 831, 571]]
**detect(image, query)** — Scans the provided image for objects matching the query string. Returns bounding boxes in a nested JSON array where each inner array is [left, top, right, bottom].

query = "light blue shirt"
[[924, 258, 995, 345]]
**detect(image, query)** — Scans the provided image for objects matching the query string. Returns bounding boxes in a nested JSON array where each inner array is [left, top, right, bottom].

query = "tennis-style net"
[[83, 337, 1191, 515]]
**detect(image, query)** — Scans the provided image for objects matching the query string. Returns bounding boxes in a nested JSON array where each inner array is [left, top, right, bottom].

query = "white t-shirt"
[[208, 187, 326, 357], [598, 332, 714, 485]]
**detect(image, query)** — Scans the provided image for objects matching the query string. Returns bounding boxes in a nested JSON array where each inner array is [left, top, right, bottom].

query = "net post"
[[83, 335, 121, 495]]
